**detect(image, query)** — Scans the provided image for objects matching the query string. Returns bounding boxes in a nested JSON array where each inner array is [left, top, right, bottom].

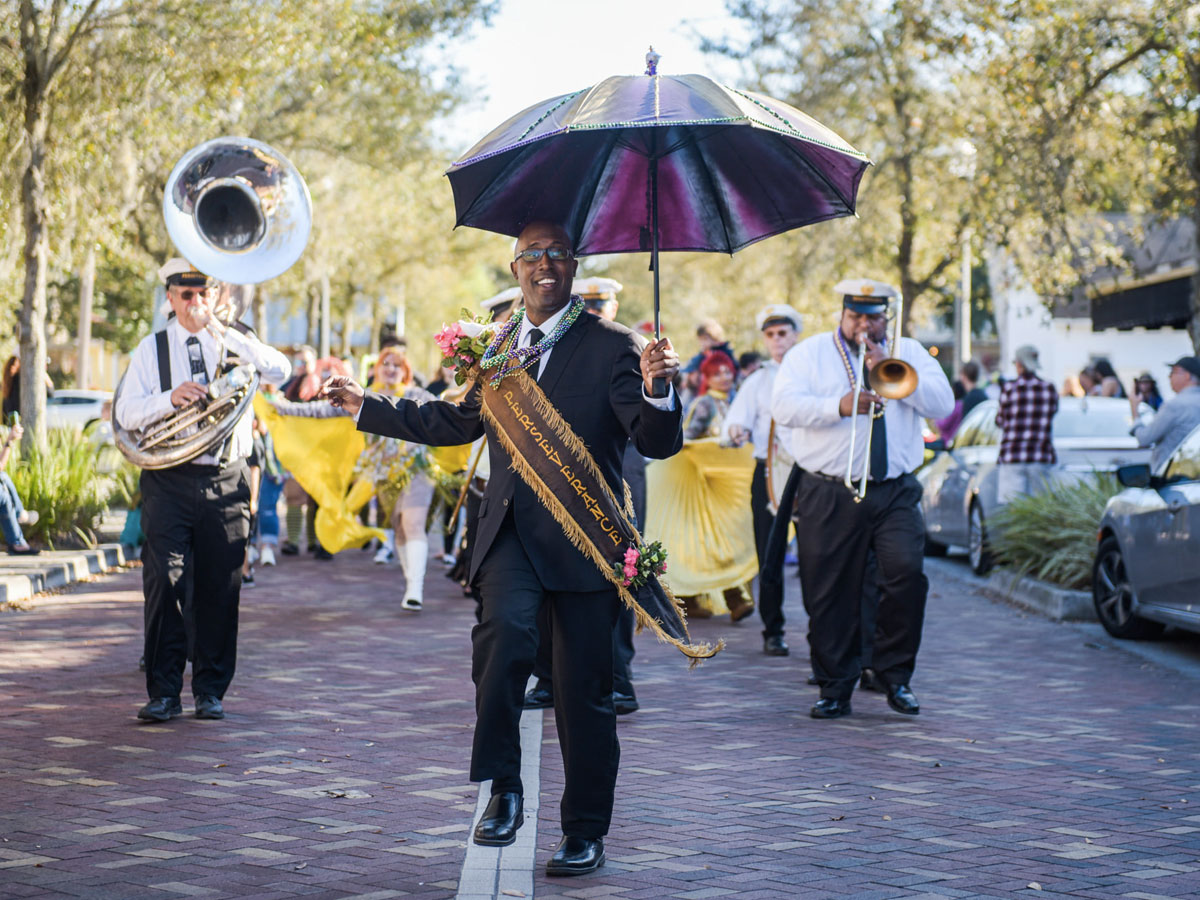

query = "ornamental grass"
[[7, 428, 115, 548], [990, 474, 1121, 589]]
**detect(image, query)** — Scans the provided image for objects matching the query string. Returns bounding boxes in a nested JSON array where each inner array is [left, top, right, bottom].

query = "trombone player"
[[771, 278, 952, 719], [115, 259, 290, 722]]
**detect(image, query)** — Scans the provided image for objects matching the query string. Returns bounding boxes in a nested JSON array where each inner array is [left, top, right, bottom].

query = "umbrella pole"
[[650, 157, 667, 398]]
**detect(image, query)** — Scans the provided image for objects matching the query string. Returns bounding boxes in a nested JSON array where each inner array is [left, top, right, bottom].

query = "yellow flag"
[[252, 394, 384, 553]]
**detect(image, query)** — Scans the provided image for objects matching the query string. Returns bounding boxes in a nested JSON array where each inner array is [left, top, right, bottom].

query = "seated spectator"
[[1093, 358, 1127, 397], [1079, 366, 1102, 396], [0, 422, 39, 556], [1132, 356, 1200, 473], [1133, 372, 1163, 411]]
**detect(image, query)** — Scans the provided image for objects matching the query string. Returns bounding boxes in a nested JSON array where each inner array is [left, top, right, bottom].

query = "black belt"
[[804, 469, 903, 486], [168, 460, 247, 477]]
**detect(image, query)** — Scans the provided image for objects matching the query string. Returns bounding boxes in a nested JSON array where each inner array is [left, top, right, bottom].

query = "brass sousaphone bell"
[[112, 137, 312, 469]]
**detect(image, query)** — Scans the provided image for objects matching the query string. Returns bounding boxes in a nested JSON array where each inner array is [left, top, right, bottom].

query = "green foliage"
[[990, 475, 1121, 589], [6, 429, 112, 548]]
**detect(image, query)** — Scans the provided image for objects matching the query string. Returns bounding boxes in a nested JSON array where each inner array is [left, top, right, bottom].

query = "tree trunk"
[[369, 293, 382, 354], [78, 244, 95, 389], [306, 285, 320, 348], [20, 102, 50, 449], [319, 271, 331, 359], [339, 300, 354, 358]]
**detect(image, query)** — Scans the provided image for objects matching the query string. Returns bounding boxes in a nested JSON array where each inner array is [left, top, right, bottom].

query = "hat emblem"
[[861, 285, 874, 295]]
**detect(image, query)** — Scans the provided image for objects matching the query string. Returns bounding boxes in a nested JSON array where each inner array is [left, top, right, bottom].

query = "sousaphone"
[[113, 137, 312, 469]]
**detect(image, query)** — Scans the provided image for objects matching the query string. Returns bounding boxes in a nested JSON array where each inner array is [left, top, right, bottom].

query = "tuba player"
[[115, 258, 290, 722]]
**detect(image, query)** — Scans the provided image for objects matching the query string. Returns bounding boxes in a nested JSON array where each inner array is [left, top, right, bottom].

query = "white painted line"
[[456, 703, 543, 900]]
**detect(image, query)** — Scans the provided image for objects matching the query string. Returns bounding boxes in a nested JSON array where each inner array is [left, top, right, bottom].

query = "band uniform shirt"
[[722, 360, 793, 461], [115, 318, 291, 466], [1132, 384, 1200, 473], [770, 331, 954, 480], [995, 371, 1058, 465]]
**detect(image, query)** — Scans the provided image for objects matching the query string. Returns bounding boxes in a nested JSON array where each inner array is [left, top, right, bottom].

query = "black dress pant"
[[472, 515, 621, 839], [793, 472, 927, 701], [751, 459, 786, 638], [140, 462, 251, 701]]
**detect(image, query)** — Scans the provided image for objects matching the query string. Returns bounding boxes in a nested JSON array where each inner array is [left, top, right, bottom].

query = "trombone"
[[843, 293, 919, 501]]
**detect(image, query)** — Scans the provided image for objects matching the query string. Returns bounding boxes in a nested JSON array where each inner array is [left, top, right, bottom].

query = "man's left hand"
[[640, 338, 679, 394]]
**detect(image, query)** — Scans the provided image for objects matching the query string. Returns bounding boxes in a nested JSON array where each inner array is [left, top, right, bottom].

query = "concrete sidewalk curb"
[[983, 566, 1095, 622], [0, 543, 126, 605]]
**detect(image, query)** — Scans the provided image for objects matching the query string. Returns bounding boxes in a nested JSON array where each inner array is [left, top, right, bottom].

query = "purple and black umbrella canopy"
[[446, 73, 870, 256]]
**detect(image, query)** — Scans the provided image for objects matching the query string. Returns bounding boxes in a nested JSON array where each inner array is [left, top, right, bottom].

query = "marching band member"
[[116, 258, 290, 722], [723, 304, 803, 656], [771, 278, 952, 719]]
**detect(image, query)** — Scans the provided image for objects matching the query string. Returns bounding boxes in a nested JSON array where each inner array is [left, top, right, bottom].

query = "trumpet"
[[843, 293, 918, 501]]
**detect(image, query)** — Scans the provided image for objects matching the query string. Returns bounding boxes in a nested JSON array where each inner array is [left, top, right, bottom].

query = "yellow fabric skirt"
[[644, 438, 758, 608]]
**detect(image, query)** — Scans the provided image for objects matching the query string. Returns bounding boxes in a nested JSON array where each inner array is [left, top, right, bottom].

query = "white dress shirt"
[[771, 331, 954, 480], [722, 360, 793, 461], [517, 304, 677, 409], [116, 318, 291, 465]]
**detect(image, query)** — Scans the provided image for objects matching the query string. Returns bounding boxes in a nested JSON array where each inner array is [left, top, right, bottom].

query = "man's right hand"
[[321, 375, 365, 416], [839, 389, 884, 417], [171, 381, 209, 407], [727, 424, 750, 446]]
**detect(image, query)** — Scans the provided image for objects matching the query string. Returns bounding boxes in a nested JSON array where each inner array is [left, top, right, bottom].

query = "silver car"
[[918, 397, 1150, 574], [1092, 423, 1200, 639]]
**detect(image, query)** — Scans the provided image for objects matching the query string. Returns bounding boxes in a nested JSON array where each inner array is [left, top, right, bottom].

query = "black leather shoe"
[[194, 695, 225, 719], [522, 685, 554, 709], [886, 684, 920, 715], [806, 674, 819, 686], [137, 697, 182, 722], [763, 635, 790, 656], [280, 542, 299, 556], [859, 668, 886, 693], [473, 791, 523, 846], [810, 698, 852, 719], [314, 547, 333, 561], [612, 691, 639, 715], [546, 836, 605, 876]]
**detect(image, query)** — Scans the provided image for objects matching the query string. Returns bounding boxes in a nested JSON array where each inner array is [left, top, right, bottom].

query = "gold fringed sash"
[[475, 367, 722, 665]]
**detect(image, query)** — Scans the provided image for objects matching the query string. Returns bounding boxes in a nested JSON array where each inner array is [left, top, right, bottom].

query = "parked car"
[[45, 389, 113, 431], [1092, 423, 1200, 639], [918, 397, 1151, 574]]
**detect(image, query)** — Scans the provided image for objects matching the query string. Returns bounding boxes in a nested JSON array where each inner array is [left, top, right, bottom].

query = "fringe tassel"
[[478, 373, 720, 662]]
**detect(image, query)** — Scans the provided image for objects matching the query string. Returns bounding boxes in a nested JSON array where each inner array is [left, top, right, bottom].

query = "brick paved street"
[[2, 549, 1199, 899]]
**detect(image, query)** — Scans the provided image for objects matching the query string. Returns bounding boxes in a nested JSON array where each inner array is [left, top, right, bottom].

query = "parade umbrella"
[[446, 55, 871, 342]]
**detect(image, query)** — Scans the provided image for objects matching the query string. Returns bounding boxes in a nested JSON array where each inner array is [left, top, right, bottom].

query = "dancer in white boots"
[[355, 346, 437, 610]]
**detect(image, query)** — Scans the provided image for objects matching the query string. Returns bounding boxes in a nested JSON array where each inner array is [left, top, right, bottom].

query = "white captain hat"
[[574, 276, 623, 302], [834, 277, 898, 315], [481, 286, 523, 311], [755, 304, 803, 332]]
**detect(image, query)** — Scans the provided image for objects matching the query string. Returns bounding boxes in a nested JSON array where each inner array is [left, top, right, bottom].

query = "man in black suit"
[[322, 221, 682, 876]]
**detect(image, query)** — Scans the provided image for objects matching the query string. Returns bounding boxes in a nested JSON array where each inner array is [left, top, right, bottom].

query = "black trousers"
[[751, 459, 786, 638], [472, 515, 621, 838], [793, 472, 927, 701], [533, 602, 636, 697], [140, 462, 251, 701]]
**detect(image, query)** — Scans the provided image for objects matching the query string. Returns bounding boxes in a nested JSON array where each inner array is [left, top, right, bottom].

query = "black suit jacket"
[[357, 312, 683, 591]]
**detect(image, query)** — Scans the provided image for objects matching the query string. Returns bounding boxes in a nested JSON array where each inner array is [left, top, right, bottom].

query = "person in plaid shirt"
[[995, 345, 1058, 503]]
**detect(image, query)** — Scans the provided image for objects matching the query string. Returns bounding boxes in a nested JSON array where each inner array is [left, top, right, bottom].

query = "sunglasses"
[[514, 247, 573, 263], [176, 288, 211, 301]]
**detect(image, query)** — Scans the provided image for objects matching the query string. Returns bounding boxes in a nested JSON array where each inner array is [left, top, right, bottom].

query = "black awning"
[[1092, 276, 1192, 331]]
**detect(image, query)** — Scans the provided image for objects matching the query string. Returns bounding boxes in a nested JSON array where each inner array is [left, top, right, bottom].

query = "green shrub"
[[6, 429, 112, 548], [990, 474, 1121, 589]]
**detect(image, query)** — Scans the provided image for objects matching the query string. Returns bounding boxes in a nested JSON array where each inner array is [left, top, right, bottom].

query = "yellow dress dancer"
[[645, 353, 757, 620], [357, 347, 438, 611]]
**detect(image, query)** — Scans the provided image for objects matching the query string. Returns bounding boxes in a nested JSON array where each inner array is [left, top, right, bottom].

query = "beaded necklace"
[[833, 329, 886, 419], [480, 296, 585, 382]]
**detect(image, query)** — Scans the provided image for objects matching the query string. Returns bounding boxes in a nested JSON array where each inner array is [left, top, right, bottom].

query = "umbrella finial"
[[645, 46, 661, 76]]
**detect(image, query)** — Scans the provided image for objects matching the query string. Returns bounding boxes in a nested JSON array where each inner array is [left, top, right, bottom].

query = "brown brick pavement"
[[1, 549, 1199, 899]]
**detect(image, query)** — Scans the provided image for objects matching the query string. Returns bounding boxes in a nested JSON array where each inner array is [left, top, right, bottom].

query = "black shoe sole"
[[472, 814, 524, 847], [195, 710, 225, 719], [137, 707, 182, 722], [887, 699, 920, 715], [810, 704, 851, 719], [546, 852, 606, 876]]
